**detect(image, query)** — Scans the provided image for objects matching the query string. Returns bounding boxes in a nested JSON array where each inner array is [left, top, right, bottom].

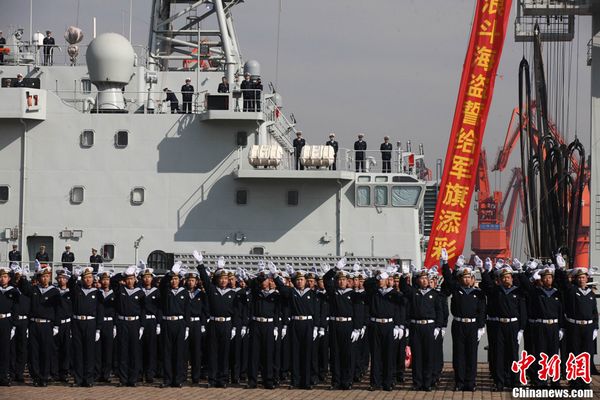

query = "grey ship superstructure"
[[0, 0, 431, 270]]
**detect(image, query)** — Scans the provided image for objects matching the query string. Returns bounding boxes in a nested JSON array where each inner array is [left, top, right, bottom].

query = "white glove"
[[73, 265, 82, 277], [201, 325, 206, 334], [113, 326, 117, 338], [559, 329, 564, 341], [10, 327, 15, 340], [139, 327, 144, 340], [360, 326, 366, 338], [594, 329, 598, 341], [556, 253, 566, 269], [273, 327, 278, 341], [517, 330, 523, 345], [231, 327, 236, 339], [23, 264, 30, 276], [409, 264, 420, 274], [156, 324, 161, 335], [192, 250, 203, 263], [281, 325, 287, 339], [474, 255, 483, 270], [285, 264, 295, 275], [526, 259, 539, 271], [477, 327, 485, 341], [95, 329, 100, 342], [171, 261, 181, 275], [532, 270, 541, 281], [350, 329, 360, 343], [455, 255, 465, 267], [441, 248, 449, 262], [434, 327, 440, 339], [441, 328, 446, 338], [405, 328, 409, 338], [318, 327, 325, 337], [125, 265, 137, 276], [241, 326, 247, 338], [393, 325, 404, 340], [321, 264, 330, 274], [494, 259, 505, 270], [401, 264, 409, 275], [53, 326, 59, 336], [336, 257, 347, 270], [484, 258, 492, 272], [217, 256, 226, 269], [352, 263, 361, 272], [185, 327, 189, 340], [313, 327, 318, 341], [268, 262, 278, 275], [512, 258, 523, 271]]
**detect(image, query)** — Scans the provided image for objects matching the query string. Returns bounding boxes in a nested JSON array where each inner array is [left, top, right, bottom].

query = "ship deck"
[[1, 364, 598, 400]]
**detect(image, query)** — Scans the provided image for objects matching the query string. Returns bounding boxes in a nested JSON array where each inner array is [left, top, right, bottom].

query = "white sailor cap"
[[376, 271, 389, 280], [570, 267, 589, 277]]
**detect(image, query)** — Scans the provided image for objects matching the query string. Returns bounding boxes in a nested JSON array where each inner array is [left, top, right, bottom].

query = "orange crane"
[[471, 149, 524, 260]]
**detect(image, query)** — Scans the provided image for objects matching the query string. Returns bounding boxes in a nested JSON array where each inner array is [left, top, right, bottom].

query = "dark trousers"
[[318, 329, 328, 380], [451, 320, 479, 389], [170, 103, 179, 114], [95, 320, 114, 381], [207, 320, 231, 385], [71, 319, 96, 386], [290, 320, 313, 388], [530, 322, 560, 384], [432, 330, 444, 382], [188, 321, 203, 382], [248, 321, 275, 387], [329, 321, 353, 387], [243, 97, 252, 112], [566, 322, 595, 388], [280, 327, 291, 379], [141, 318, 158, 381], [490, 321, 519, 388], [382, 159, 391, 173], [230, 327, 242, 382], [329, 157, 337, 170], [355, 158, 365, 172], [486, 321, 497, 379], [294, 156, 304, 170], [395, 335, 407, 381], [162, 319, 186, 386], [409, 323, 435, 389], [182, 101, 192, 114], [116, 319, 141, 385], [368, 322, 396, 388], [43, 49, 52, 65], [28, 321, 54, 384], [0, 319, 12, 384], [9, 319, 28, 381], [53, 321, 71, 380]]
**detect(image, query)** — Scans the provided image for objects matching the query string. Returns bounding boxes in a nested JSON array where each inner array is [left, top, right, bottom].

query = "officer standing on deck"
[[89, 248, 103, 273], [181, 78, 194, 114], [354, 133, 367, 172], [241, 72, 253, 111], [440, 250, 486, 392], [68, 266, 103, 387], [293, 131, 306, 170], [61, 245, 75, 272], [480, 260, 527, 392], [555, 253, 598, 390], [140, 266, 160, 384], [42, 30, 55, 65], [400, 265, 444, 392], [325, 133, 339, 170], [195, 251, 240, 388], [380, 136, 393, 173], [18, 264, 59, 387], [8, 244, 21, 263], [0, 265, 19, 386]]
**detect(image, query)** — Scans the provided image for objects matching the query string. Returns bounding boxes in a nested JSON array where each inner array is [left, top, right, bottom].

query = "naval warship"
[[0, 0, 434, 271]]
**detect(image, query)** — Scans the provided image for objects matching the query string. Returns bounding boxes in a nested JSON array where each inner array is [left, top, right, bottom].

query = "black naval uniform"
[[354, 139, 367, 172], [325, 139, 339, 170], [441, 263, 486, 391], [97, 286, 116, 382], [293, 137, 306, 170], [380, 142, 393, 173], [241, 78, 254, 112], [187, 287, 206, 384], [89, 254, 103, 273], [0, 282, 19, 385], [480, 270, 527, 390], [19, 277, 60, 386], [247, 278, 281, 389], [181, 83, 194, 113], [158, 272, 190, 387], [274, 275, 320, 389], [43, 35, 55, 65], [9, 285, 28, 383], [400, 276, 444, 391], [61, 251, 75, 272], [53, 285, 73, 382], [8, 249, 21, 263], [111, 275, 145, 386], [197, 265, 240, 387], [141, 285, 161, 382], [68, 274, 103, 387], [556, 268, 599, 388], [229, 286, 247, 384], [363, 277, 404, 390], [354, 287, 369, 381], [432, 286, 449, 385]]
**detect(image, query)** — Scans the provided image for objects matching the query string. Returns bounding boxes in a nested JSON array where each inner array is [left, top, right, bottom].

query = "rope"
[[274, 0, 282, 88]]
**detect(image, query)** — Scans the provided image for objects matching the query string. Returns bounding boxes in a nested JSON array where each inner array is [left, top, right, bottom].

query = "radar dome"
[[86, 33, 135, 84], [244, 60, 261, 79]]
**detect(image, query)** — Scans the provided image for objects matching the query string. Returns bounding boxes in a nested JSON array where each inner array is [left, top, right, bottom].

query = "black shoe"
[[423, 386, 431, 392], [454, 385, 464, 391], [329, 384, 340, 390], [146, 378, 154, 384], [246, 383, 257, 389], [396, 376, 405, 383], [383, 386, 393, 391], [368, 386, 381, 391], [492, 384, 504, 392], [41, 381, 48, 387], [159, 383, 170, 388], [128, 382, 136, 387], [264, 384, 274, 390], [0, 381, 11, 387]]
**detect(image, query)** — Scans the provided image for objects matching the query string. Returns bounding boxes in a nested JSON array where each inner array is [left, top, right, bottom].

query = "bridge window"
[[102, 244, 115, 262], [0, 185, 8, 203], [236, 189, 247, 205], [356, 186, 370, 206], [287, 190, 299, 206], [70, 186, 84, 204], [131, 187, 145, 205], [391, 186, 422, 207], [374, 186, 388, 206], [115, 130, 128, 148], [357, 176, 371, 183], [80, 130, 94, 148]]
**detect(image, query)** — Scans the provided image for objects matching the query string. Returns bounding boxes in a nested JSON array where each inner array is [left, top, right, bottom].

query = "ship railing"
[[262, 95, 295, 152], [0, 44, 149, 67], [1, 261, 143, 275]]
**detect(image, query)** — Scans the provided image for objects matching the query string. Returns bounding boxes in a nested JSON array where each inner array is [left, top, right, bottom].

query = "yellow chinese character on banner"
[[482, 0, 504, 15], [437, 210, 462, 234], [479, 19, 500, 44], [467, 74, 488, 99], [474, 46, 496, 72], [456, 127, 476, 154], [442, 183, 470, 208], [431, 237, 458, 260], [449, 155, 474, 180], [463, 100, 482, 126]]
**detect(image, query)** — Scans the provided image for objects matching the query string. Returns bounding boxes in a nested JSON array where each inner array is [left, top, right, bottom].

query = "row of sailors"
[[0, 249, 596, 392]]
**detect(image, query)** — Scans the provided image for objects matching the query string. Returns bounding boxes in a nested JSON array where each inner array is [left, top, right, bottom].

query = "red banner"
[[424, 0, 512, 268]]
